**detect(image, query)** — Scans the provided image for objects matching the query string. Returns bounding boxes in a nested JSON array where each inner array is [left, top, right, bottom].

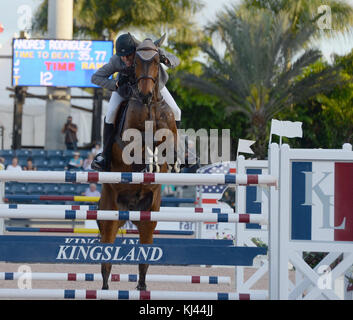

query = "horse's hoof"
[[136, 283, 147, 291], [102, 285, 109, 290]]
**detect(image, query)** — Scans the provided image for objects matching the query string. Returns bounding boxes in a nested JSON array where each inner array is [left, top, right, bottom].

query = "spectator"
[[83, 183, 101, 197], [161, 185, 177, 197], [83, 153, 94, 171], [181, 138, 200, 173], [67, 151, 83, 170], [61, 116, 78, 150], [6, 157, 22, 171], [91, 143, 102, 157], [0, 157, 5, 170], [23, 158, 37, 171]]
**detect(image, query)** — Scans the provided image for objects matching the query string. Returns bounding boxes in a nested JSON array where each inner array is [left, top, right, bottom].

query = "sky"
[[1, 0, 353, 91], [1, 0, 353, 57]]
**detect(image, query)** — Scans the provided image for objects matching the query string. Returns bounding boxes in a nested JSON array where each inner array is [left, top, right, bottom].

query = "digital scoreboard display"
[[12, 39, 114, 87]]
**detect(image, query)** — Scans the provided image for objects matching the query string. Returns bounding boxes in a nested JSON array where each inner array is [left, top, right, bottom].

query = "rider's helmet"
[[116, 33, 136, 57]]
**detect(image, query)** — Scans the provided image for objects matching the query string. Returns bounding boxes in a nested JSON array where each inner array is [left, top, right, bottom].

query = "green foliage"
[[278, 53, 353, 149], [251, 237, 268, 249], [180, 5, 344, 158], [32, 0, 203, 41], [242, 0, 353, 37]]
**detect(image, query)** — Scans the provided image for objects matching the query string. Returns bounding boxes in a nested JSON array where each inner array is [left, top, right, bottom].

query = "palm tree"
[[32, 0, 203, 41], [243, 0, 353, 36], [181, 6, 345, 158]]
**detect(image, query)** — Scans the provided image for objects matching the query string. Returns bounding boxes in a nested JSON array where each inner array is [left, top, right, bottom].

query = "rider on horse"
[[91, 33, 181, 171]]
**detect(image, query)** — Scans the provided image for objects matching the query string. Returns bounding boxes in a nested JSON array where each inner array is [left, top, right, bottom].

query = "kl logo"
[[302, 171, 346, 230]]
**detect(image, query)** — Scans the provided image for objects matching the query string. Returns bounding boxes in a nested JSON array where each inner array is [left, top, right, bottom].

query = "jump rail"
[[0, 289, 267, 300], [0, 171, 277, 186], [0, 272, 230, 284], [5, 227, 194, 236], [0, 209, 267, 224], [0, 204, 234, 213], [4, 195, 195, 204]]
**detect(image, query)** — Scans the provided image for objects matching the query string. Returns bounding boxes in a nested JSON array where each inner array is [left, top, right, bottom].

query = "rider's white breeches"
[[105, 87, 181, 124], [105, 91, 125, 124], [160, 86, 181, 121]]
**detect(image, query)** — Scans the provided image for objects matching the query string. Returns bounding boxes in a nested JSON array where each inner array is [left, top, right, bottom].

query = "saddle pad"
[[115, 101, 129, 148]]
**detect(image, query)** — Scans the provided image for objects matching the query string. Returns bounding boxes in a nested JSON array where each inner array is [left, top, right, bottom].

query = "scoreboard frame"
[[12, 38, 114, 88]]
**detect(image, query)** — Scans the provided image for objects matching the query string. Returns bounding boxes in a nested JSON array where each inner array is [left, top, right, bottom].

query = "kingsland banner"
[[0, 236, 266, 266]]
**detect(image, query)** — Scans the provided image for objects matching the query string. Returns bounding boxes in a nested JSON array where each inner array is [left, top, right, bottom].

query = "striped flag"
[[197, 162, 236, 205]]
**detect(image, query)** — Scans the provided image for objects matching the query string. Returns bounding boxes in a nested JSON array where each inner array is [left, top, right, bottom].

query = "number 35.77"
[[40, 72, 53, 86]]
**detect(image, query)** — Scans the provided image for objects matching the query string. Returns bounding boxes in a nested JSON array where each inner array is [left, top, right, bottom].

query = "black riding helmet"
[[116, 33, 136, 57]]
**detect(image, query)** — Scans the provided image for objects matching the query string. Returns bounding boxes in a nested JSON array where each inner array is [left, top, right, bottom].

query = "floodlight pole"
[[12, 86, 27, 150], [91, 88, 103, 145], [45, 0, 73, 150]]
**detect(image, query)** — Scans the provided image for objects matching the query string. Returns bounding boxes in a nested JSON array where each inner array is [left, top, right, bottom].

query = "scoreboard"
[[12, 39, 114, 87]]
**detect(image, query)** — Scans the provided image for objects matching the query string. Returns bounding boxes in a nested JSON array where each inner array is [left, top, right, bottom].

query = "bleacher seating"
[[26, 183, 45, 195], [2, 149, 100, 201], [48, 159, 66, 170], [46, 150, 63, 159], [59, 184, 77, 195], [44, 184, 61, 195]]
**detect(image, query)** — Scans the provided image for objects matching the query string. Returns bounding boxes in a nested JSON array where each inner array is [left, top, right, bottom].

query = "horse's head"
[[134, 35, 166, 105]]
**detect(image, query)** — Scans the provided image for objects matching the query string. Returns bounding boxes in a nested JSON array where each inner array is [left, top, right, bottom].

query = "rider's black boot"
[[91, 121, 115, 171]]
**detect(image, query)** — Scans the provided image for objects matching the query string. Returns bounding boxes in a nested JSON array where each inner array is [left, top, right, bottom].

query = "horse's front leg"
[[135, 221, 157, 291], [98, 184, 122, 290]]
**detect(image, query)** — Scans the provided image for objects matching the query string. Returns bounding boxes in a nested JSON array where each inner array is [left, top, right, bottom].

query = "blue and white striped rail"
[[0, 208, 267, 224], [0, 272, 230, 284], [0, 289, 267, 300], [0, 171, 277, 186]]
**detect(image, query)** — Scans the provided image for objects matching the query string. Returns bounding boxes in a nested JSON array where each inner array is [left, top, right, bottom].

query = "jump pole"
[[0, 272, 230, 284], [4, 195, 195, 204], [0, 204, 235, 213], [0, 171, 277, 186], [5, 227, 194, 236], [0, 209, 268, 224], [0, 289, 267, 300]]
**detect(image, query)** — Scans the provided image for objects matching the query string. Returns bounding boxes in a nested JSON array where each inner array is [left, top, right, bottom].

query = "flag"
[[270, 119, 302, 139], [197, 162, 235, 204], [237, 139, 255, 155]]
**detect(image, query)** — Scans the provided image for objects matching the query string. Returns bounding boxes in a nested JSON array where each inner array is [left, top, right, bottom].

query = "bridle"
[[134, 47, 159, 84]]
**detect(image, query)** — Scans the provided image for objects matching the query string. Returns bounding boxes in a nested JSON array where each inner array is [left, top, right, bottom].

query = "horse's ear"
[[154, 33, 166, 47], [128, 33, 141, 46]]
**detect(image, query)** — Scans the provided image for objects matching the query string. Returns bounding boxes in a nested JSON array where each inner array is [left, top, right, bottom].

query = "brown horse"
[[97, 36, 179, 290]]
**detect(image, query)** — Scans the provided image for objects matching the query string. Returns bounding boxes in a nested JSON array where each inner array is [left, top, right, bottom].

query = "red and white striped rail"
[[0, 272, 230, 284], [0, 171, 277, 186], [0, 288, 267, 300], [0, 208, 267, 224]]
